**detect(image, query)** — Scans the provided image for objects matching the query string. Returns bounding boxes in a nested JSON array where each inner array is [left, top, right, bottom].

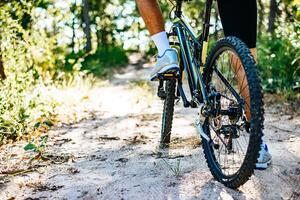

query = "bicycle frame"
[[168, 0, 214, 106]]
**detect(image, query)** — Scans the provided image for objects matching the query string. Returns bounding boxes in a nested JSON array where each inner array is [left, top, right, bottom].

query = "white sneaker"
[[256, 143, 272, 169], [150, 49, 180, 81]]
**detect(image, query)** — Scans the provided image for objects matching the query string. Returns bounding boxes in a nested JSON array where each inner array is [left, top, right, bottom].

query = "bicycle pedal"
[[157, 72, 179, 80]]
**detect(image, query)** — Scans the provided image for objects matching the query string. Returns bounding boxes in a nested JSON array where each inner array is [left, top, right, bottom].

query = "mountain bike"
[[156, 0, 264, 188]]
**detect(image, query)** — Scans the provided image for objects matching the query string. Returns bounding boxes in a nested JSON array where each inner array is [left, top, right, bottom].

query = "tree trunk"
[[0, 30, 6, 80], [268, 0, 278, 33], [71, 2, 76, 53], [82, 0, 92, 52], [0, 54, 6, 80], [71, 18, 76, 53], [257, 0, 264, 35], [100, 15, 109, 50]]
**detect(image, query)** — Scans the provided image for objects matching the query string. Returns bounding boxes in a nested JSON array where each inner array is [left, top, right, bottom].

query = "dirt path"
[[0, 61, 299, 200]]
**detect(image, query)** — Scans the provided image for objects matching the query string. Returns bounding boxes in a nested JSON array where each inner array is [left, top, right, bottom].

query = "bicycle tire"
[[202, 36, 264, 188], [160, 79, 176, 148]]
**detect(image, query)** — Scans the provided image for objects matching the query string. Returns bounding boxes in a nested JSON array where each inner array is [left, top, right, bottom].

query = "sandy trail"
[[0, 61, 299, 200]]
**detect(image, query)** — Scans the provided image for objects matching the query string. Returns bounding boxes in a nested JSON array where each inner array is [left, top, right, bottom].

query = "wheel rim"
[[205, 47, 252, 177]]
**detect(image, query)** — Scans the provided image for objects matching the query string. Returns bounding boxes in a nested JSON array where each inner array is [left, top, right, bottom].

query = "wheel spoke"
[[206, 50, 254, 177]]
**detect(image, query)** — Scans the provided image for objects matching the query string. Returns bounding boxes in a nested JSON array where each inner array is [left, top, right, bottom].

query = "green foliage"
[[64, 51, 86, 72], [258, 36, 300, 92], [24, 143, 38, 151], [24, 135, 48, 152], [24, 135, 48, 162], [257, 5, 300, 93], [0, 2, 59, 143], [80, 46, 128, 77], [0, 73, 56, 142]]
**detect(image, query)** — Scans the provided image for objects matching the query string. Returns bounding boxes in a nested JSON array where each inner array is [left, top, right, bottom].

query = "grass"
[[161, 157, 182, 177]]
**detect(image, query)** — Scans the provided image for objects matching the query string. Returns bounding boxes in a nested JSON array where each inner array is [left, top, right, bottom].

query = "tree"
[[0, 53, 6, 80], [70, 1, 78, 53], [257, 0, 265, 34], [82, 0, 92, 52], [268, 0, 278, 33]]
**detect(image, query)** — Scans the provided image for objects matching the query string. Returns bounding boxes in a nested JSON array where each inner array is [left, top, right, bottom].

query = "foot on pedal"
[[150, 67, 179, 81], [150, 49, 180, 81]]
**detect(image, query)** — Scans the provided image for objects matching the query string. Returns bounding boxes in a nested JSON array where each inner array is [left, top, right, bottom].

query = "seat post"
[[175, 0, 183, 17]]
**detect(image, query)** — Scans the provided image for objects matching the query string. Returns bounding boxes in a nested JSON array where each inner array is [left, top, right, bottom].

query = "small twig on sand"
[[270, 125, 294, 133], [97, 136, 120, 140], [0, 169, 35, 176], [160, 155, 186, 159]]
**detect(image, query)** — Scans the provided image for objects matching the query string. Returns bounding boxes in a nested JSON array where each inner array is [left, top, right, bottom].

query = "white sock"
[[151, 31, 171, 57]]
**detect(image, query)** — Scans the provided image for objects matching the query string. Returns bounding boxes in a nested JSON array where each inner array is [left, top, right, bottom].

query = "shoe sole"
[[255, 159, 271, 170], [150, 64, 179, 81]]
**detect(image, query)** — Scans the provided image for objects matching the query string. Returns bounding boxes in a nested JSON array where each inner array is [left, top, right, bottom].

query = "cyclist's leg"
[[217, 0, 271, 169], [135, 0, 164, 35], [136, 0, 179, 79], [217, 0, 257, 121], [135, 0, 170, 56], [217, 0, 257, 49]]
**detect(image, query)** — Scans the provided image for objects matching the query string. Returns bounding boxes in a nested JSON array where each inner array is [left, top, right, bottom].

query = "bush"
[[0, 3, 59, 143], [0, 76, 56, 143], [257, 35, 300, 93], [0, 2, 128, 143], [80, 46, 128, 77]]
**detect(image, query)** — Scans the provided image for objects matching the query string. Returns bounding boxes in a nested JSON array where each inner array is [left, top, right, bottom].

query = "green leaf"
[[24, 143, 37, 151], [41, 135, 48, 144], [42, 120, 54, 127], [34, 122, 41, 129]]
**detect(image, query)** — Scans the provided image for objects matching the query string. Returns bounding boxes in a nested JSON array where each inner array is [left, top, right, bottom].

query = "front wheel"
[[160, 79, 176, 148], [201, 36, 264, 188]]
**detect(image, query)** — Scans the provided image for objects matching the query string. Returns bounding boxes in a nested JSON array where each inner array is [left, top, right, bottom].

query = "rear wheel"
[[160, 79, 176, 148], [201, 37, 264, 188]]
